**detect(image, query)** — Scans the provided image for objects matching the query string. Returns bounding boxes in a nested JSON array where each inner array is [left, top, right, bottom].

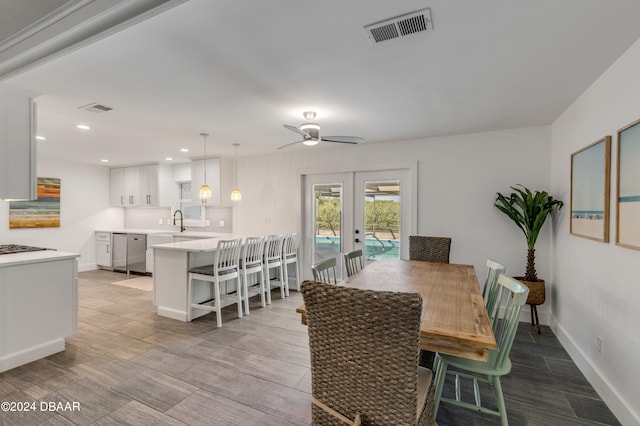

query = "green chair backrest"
[[343, 249, 364, 278], [492, 274, 529, 369], [483, 259, 506, 330], [312, 257, 338, 284]]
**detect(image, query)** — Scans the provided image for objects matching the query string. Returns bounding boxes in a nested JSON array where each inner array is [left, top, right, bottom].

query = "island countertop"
[[0, 250, 80, 267], [151, 234, 245, 252]]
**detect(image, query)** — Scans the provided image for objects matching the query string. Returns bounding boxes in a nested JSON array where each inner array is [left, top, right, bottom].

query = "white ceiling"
[[4, 0, 640, 166]]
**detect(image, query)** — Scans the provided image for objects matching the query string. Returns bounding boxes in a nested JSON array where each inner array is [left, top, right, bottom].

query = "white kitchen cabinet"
[[124, 166, 141, 206], [110, 168, 126, 206], [0, 84, 37, 200], [110, 164, 170, 207], [191, 157, 221, 206], [96, 232, 112, 268], [140, 164, 158, 206]]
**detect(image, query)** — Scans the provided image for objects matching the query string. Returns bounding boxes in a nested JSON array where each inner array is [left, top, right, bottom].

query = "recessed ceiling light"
[[36, 135, 46, 140], [165, 157, 173, 161], [100, 159, 109, 163], [76, 124, 90, 130], [180, 148, 189, 152]]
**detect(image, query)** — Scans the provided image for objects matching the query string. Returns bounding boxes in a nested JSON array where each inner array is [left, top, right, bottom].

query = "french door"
[[302, 167, 415, 280]]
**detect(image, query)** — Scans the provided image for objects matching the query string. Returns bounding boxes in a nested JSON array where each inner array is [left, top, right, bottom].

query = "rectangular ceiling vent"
[[364, 8, 433, 44], [79, 102, 113, 113]]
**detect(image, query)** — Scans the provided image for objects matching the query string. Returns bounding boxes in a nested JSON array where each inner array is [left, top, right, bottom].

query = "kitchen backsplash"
[[124, 206, 233, 232]]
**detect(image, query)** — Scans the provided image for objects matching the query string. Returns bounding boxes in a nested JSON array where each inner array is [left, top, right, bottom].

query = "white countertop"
[[0, 250, 80, 267], [97, 229, 231, 239], [152, 234, 246, 252], [96, 228, 172, 234]]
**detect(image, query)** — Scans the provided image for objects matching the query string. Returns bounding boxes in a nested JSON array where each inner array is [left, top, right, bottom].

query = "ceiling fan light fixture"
[[300, 122, 319, 131], [302, 139, 319, 146], [300, 122, 320, 139]]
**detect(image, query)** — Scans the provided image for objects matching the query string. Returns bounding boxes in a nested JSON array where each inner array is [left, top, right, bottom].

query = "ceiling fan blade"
[[277, 140, 305, 150], [320, 136, 365, 144], [283, 124, 311, 138]]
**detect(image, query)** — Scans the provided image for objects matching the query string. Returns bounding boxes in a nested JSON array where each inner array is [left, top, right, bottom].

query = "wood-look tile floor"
[[0, 270, 619, 425]]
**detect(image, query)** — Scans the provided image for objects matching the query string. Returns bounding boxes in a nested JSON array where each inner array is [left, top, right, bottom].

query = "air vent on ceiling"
[[79, 102, 113, 113], [364, 8, 433, 44]]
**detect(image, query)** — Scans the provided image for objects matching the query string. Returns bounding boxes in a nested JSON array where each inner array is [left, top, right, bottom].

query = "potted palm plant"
[[494, 185, 563, 310]]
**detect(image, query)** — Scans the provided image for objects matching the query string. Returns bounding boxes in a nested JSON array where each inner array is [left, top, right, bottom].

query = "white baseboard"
[[157, 306, 187, 321], [0, 338, 65, 373], [78, 262, 97, 272], [519, 305, 550, 325], [550, 318, 640, 426]]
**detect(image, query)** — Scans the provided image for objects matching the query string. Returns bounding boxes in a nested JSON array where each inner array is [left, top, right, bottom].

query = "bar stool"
[[263, 234, 286, 301], [240, 236, 267, 315], [282, 232, 300, 293], [187, 238, 242, 327]]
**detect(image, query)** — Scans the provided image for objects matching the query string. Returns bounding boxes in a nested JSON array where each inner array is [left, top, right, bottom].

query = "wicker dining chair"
[[409, 235, 452, 368], [301, 280, 435, 425], [409, 236, 452, 263]]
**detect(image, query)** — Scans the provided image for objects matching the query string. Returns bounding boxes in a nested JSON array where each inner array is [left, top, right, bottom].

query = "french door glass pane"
[[313, 183, 342, 279], [363, 180, 400, 262]]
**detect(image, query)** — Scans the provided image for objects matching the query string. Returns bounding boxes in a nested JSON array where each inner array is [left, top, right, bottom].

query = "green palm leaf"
[[494, 185, 563, 281]]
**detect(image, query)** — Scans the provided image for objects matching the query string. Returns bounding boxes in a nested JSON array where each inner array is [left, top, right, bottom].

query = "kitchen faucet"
[[173, 209, 185, 232]]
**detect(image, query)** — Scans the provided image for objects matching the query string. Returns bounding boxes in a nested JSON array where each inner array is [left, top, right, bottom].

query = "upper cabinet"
[[110, 163, 171, 207], [0, 84, 37, 200], [191, 157, 222, 206]]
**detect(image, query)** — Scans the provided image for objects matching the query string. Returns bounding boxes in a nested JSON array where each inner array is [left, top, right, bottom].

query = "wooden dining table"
[[296, 259, 497, 361]]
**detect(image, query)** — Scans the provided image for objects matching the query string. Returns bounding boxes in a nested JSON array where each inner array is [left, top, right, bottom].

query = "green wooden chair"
[[312, 257, 338, 284], [482, 259, 506, 330], [433, 274, 529, 425], [343, 249, 364, 278]]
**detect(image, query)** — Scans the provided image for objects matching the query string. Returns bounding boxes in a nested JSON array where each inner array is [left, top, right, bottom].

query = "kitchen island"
[[0, 250, 80, 372], [152, 236, 243, 321]]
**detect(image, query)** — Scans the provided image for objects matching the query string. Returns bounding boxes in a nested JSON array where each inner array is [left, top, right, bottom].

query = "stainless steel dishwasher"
[[112, 233, 127, 272], [127, 234, 147, 274]]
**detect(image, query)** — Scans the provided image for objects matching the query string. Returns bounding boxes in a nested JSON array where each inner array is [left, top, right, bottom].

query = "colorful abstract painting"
[[9, 177, 61, 229]]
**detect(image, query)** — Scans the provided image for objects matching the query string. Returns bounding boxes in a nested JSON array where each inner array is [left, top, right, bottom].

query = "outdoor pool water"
[[315, 235, 400, 259]]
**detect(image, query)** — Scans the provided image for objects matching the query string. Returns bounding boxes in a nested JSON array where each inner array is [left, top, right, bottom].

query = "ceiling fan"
[[278, 111, 365, 149]]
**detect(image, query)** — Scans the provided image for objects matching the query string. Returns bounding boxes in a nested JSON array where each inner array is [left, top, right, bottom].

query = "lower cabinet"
[[96, 232, 112, 268]]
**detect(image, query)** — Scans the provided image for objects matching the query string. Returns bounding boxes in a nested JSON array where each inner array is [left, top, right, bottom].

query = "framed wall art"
[[570, 136, 611, 242], [9, 177, 61, 229], [617, 118, 640, 249]]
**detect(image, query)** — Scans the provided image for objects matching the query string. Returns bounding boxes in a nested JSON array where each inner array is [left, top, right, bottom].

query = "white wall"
[[0, 157, 123, 271], [234, 125, 554, 314], [551, 39, 640, 425]]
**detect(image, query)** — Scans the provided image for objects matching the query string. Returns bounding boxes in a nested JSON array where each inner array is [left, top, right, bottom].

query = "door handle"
[[355, 238, 360, 243]]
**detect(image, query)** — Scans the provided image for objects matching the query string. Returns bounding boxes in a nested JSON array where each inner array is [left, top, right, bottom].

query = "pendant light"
[[230, 143, 242, 201], [199, 133, 212, 202]]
